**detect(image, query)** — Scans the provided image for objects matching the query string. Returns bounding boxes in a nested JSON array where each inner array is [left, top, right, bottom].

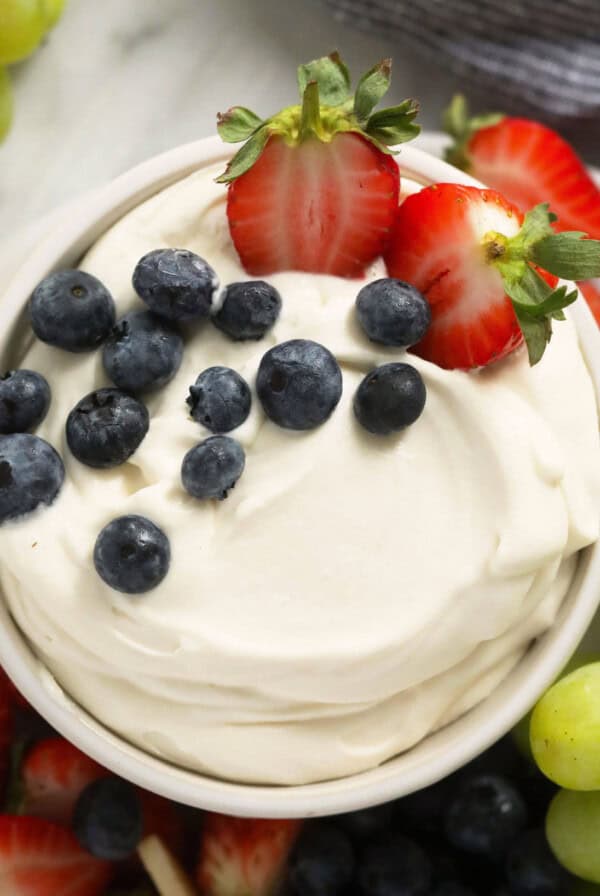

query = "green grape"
[[530, 662, 600, 789], [0, 68, 13, 142], [0, 0, 47, 65], [513, 651, 600, 762], [41, 0, 66, 28], [546, 790, 600, 883]]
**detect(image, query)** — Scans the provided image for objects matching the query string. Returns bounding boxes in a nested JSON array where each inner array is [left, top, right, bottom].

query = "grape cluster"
[[0, 0, 67, 142]]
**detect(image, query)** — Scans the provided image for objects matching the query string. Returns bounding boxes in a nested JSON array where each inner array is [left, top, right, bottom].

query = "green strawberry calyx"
[[216, 52, 420, 184], [483, 203, 600, 364], [443, 94, 504, 171]]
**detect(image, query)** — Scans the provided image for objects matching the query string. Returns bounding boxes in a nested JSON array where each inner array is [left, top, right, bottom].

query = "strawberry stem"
[[443, 94, 504, 171], [299, 81, 322, 141]]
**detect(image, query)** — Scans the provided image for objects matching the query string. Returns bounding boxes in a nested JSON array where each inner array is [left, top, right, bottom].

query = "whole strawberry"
[[217, 52, 419, 277], [385, 185, 600, 369]]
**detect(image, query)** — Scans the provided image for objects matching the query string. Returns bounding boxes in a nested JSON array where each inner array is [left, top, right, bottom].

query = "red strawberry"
[[218, 53, 420, 277], [385, 184, 600, 369], [0, 815, 112, 895], [21, 738, 107, 826], [444, 96, 600, 240], [0, 690, 13, 801], [579, 279, 600, 325], [196, 813, 302, 896]]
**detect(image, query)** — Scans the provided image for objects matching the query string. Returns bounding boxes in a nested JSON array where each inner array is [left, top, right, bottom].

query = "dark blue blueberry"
[[29, 270, 116, 352], [0, 433, 64, 524], [94, 514, 170, 594], [337, 803, 395, 842], [102, 310, 183, 393], [444, 774, 527, 858], [133, 248, 218, 321], [0, 369, 51, 434], [66, 388, 149, 468], [356, 279, 431, 347], [354, 363, 426, 435], [187, 366, 251, 433], [505, 829, 571, 896], [181, 436, 245, 500], [73, 777, 143, 860], [289, 823, 355, 896], [357, 833, 432, 896], [396, 778, 457, 836], [213, 280, 281, 340], [257, 339, 342, 430]]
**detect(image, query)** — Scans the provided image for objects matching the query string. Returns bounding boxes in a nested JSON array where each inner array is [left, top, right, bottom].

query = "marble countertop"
[[0, 0, 465, 237]]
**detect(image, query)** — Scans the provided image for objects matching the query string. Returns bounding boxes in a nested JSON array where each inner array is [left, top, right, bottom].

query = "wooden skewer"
[[137, 835, 199, 896]]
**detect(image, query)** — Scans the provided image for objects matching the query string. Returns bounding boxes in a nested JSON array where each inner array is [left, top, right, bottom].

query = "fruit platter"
[[1, 51, 600, 895]]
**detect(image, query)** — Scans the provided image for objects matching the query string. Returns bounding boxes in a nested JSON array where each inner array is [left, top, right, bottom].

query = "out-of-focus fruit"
[[530, 662, 600, 790], [42, 0, 66, 28], [546, 790, 600, 883], [0, 0, 47, 65], [0, 67, 13, 141]]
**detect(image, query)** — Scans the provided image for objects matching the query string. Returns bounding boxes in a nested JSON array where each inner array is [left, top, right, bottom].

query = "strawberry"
[[579, 279, 600, 326], [0, 815, 112, 895], [196, 813, 302, 896], [0, 689, 13, 802], [138, 789, 186, 861], [385, 184, 600, 369], [217, 52, 420, 277], [443, 95, 600, 240], [21, 738, 107, 826]]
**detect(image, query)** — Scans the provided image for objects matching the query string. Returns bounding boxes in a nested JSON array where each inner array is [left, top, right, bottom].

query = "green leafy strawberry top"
[[485, 204, 600, 364], [443, 94, 503, 171], [216, 52, 420, 184]]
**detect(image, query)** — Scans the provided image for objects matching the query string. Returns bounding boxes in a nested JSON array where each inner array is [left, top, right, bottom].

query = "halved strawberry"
[[21, 738, 107, 825], [218, 52, 420, 277], [385, 184, 600, 369], [444, 95, 600, 240], [579, 279, 600, 325], [196, 813, 302, 896], [0, 815, 112, 895]]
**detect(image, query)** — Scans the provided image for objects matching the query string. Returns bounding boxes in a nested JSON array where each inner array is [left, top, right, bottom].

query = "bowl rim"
[[1, 137, 600, 818]]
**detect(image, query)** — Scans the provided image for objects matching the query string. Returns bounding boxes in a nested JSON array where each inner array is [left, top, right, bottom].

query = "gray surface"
[[0, 0, 466, 234]]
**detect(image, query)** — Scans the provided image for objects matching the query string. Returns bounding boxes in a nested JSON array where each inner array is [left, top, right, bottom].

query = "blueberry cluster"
[[285, 735, 569, 896], [2, 251, 431, 596]]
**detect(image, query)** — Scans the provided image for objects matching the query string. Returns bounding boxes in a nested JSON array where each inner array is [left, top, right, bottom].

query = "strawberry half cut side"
[[217, 52, 420, 277], [385, 184, 600, 370]]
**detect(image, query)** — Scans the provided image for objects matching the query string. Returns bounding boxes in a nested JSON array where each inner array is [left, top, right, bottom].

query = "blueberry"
[[0, 433, 64, 524], [94, 514, 170, 594], [257, 339, 342, 430], [289, 823, 355, 896], [505, 829, 571, 896], [73, 777, 143, 860], [357, 833, 432, 896], [133, 248, 218, 321], [66, 388, 149, 468], [181, 436, 245, 500], [30, 270, 116, 352], [187, 366, 251, 433], [337, 803, 395, 842], [354, 363, 426, 435], [214, 280, 281, 340], [396, 778, 457, 835], [0, 370, 51, 433], [444, 774, 527, 858], [103, 311, 183, 393], [356, 279, 431, 347]]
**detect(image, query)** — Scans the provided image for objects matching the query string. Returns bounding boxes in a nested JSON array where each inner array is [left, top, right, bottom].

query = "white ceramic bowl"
[[1, 137, 600, 819]]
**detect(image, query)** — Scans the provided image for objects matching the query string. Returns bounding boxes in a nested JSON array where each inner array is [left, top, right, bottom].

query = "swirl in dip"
[[1, 163, 599, 785]]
